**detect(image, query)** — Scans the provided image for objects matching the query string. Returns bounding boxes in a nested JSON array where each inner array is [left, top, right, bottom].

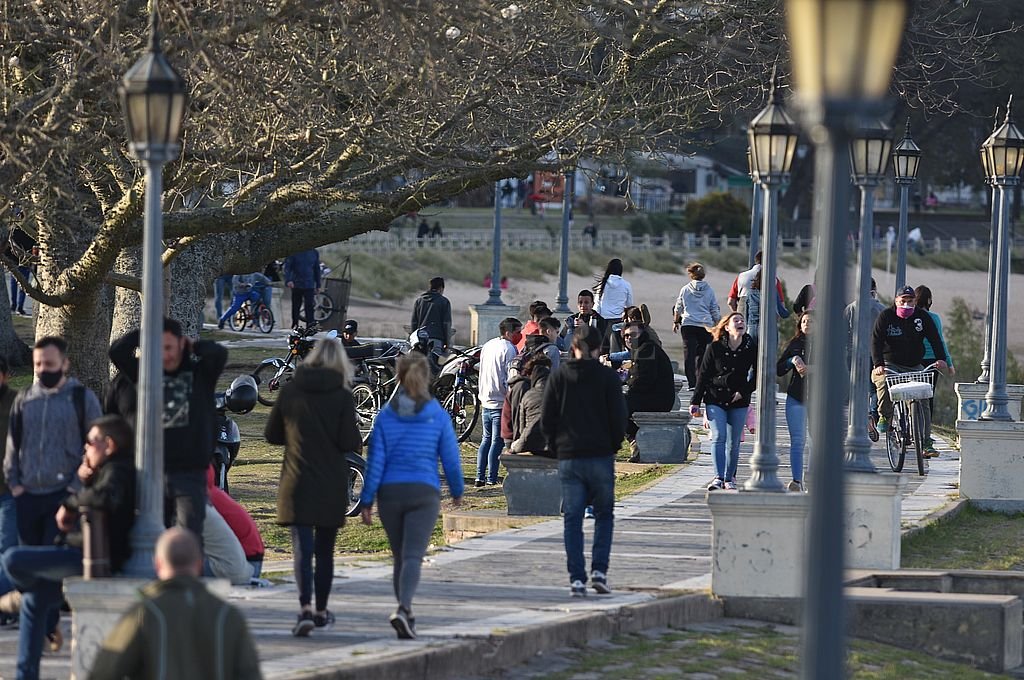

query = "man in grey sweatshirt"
[[3, 336, 102, 548]]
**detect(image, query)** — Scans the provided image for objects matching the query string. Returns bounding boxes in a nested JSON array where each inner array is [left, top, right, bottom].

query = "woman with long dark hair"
[[594, 258, 633, 353], [778, 311, 812, 492], [689, 312, 757, 491]]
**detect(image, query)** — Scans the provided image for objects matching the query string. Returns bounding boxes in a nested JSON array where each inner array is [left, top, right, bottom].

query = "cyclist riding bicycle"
[[218, 272, 271, 329], [870, 285, 948, 447]]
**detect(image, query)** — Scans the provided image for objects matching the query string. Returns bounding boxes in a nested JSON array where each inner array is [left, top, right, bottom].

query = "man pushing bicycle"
[[871, 286, 948, 453]]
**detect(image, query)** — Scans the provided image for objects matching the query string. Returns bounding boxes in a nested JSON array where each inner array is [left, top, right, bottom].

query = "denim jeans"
[[705, 404, 747, 482], [291, 525, 338, 611], [476, 408, 503, 483], [3, 545, 82, 680], [559, 456, 615, 584], [213, 274, 233, 318], [15, 490, 67, 548], [165, 470, 207, 548], [219, 290, 261, 324], [0, 491, 15, 595], [9, 267, 29, 311], [785, 396, 806, 483]]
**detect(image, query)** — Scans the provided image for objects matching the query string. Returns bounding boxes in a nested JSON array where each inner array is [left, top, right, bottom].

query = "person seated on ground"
[[2, 415, 136, 680], [510, 354, 554, 456], [218, 271, 271, 329], [88, 527, 263, 680], [206, 467, 265, 582], [202, 501, 253, 586], [622, 321, 675, 461], [870, 285, 949, 439]]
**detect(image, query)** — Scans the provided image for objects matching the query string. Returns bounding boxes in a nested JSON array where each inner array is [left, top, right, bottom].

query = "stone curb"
[[901, 497, 968, 541], [277, 593, 722, 680]]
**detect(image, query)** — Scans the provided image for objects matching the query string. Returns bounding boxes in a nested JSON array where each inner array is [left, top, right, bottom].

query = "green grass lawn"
[[902, 504, 1024, 570], [517, 623, 999, 680]]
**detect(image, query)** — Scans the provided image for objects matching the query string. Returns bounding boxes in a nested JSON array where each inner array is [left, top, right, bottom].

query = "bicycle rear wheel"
[[912, 400, 927, 476], [885, 404, 906, 472], [313, 292, 335, 322], [442, 384, 480, 443], [352, 382, 379, 443], [256, 305, 275, 333]]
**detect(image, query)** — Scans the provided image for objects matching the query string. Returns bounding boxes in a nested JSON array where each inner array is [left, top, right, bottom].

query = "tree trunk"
[[110, 247, 142, 359], [0, 291, 31, 367], [35, 286, 114, 396], [168, 243, 214, 338]]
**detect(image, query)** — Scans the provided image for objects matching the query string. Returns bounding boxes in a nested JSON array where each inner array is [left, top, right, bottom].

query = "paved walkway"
[[0, 398, 961, 680]]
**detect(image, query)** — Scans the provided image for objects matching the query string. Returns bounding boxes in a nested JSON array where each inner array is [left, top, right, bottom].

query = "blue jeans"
[[3, 545, 82, 680], [785, 396, 806, 483], [0, 492, 16, 595], [706, 404, 747, 482], [213, 274, 233, 318], [9, 267, 29, 311], [476, 408, 503, 483], [219, 290, 261, 324], [559, 456, 615, 584]]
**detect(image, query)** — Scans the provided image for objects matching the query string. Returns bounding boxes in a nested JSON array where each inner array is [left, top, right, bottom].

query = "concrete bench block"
[[955, 382, 1024, 421], [957, 419, 1024, 512], [633, 411, 691, 463], [500, 453, 561, 516]]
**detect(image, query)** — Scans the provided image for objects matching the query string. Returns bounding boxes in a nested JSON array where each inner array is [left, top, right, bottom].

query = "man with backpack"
[[410, 277, 452, 351], [4, 336, 102, 550]]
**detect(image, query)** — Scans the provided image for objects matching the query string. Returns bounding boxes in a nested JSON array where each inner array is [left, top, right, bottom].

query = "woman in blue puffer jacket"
[[359, 352, 464, 640]]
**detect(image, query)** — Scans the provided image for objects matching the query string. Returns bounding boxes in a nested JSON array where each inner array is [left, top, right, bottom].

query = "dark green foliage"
[[683, 192, 750, 236], [627, 212, 685, 237]]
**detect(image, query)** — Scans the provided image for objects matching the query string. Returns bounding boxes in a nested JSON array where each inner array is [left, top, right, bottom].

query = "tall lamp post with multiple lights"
[[555, 145, 576, 314], [118, 10, 187, 575], [891, 119, 920, 292], [980, 98, 1024, 421], [845, 119, 892, 472], [783, 0, 911, 677], [745, 74, 799, 491]]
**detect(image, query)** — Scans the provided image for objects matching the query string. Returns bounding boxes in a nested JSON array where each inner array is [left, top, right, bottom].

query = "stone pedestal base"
[[707, 492, 810, 598], [955, 382, 1024, 421], [65, 577, 230, 679], [958, 419, 1024, 512], [500, 453, 561, 516], [633, 411, 691, 463], [468, 303, 522, 347], [846, 472, 907, 570]]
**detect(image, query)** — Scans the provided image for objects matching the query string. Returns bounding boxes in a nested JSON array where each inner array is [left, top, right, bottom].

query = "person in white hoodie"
[[594, 258, 633, 353], [475, 317, 523, 486], [673, 263, 720, 390]]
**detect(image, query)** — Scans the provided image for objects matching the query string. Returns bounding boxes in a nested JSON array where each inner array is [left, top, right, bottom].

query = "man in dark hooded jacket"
[[410, 277, 452, 350]]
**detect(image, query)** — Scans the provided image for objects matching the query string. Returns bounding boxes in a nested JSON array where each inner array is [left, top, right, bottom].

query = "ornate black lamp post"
[[891, 119, 920, 292], [555, 144, 576, 314]]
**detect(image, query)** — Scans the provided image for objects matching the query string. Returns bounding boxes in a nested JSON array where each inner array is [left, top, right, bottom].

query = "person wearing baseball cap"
[[870, 285, 949, 437], [341, 320, 359, 347]]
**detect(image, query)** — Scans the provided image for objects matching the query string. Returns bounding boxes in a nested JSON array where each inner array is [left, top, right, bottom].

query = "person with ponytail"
[[689, 312, 757, 491], [359, 352, 464, 640], [593, 258, 633, 353]]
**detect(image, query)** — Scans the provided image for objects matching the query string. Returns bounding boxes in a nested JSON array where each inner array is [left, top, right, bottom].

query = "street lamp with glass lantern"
[[555, 144, 576, 314], [744, 72, 799, 492], [978, 108, 1001, 383], [845, 118, 892, 473], [118, 9, 187, 576], [980, 97, 1024, 421], [891, 118, 920, 292], [784, 0, 911, 677], [486, 143, 509, 306]]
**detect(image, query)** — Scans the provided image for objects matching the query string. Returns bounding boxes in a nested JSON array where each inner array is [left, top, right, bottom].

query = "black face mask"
[[38, 370, 63, 389]]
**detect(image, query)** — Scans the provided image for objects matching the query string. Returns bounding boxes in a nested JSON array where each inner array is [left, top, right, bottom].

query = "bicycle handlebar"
[[882, 361, 945, 376]]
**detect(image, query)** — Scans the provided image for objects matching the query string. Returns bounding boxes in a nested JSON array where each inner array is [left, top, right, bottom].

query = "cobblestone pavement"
[[0, 394, 961, 679]]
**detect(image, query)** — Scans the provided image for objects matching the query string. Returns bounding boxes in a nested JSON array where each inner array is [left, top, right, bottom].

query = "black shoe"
[[292, 610, 314, 637], [591, 570, 612, 595], [217, 321, 225, 330], [390, 608, 416, 639], [313, 610, 335, 628], [474, 479, 486, 488]]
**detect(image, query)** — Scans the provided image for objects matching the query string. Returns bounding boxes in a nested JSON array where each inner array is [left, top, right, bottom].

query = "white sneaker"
[[787, 480, 805, 493], [723, 480, 737, 491], [591, 571, 611, 594], [707, 477, 724, 491]]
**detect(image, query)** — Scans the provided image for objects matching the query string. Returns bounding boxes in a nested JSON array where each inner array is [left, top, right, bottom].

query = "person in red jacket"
[[206, 467, 265, 578]]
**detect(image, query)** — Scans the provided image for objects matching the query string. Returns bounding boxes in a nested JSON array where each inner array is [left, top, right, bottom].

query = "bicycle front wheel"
[[443, 384, 480, 443], [912, 400, 927, 476], [352, 382, 379, 443], [313, 292, 335, 322], [885, 405, 905, 473], [228, 308, 246, 332], [257, 305, 275, 333]]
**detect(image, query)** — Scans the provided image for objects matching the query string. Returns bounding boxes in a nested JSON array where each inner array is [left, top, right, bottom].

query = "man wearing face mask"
[[475, 317, 522, 487], [4, 337, 102, 550], [870, 286, 948, 435]]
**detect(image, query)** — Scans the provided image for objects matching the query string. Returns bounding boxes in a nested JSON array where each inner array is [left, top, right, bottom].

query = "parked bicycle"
[[228, 298, 275, 334], [252, 324, 337, 406], [884, 363, 941, 476]]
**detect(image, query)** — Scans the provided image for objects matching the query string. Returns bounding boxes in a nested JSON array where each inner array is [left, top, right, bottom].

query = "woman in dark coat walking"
[[265, 338, 362, 637]]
